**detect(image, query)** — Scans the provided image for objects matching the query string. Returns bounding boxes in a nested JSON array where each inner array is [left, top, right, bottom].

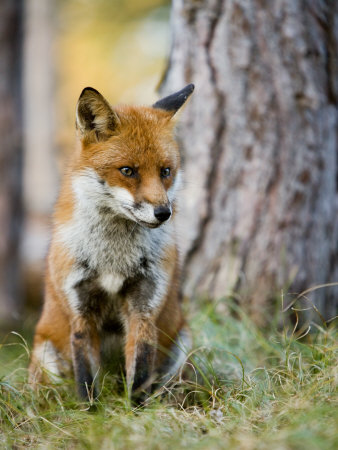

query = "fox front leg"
[[124, 313, 157, 397], [71, 317, 100, 401]]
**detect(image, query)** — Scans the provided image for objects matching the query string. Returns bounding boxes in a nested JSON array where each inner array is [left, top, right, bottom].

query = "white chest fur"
[[98, 273, 125, 295], [56, 172, 175, 313], [57, 209, 170, 277]]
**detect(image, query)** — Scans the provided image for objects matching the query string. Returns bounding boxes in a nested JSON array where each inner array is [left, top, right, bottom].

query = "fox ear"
[[76, 87, 120, 141], [153, 84, 194, 116]]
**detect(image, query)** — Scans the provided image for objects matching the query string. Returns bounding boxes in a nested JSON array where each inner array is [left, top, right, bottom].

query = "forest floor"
[[0, 298, 337, 449]]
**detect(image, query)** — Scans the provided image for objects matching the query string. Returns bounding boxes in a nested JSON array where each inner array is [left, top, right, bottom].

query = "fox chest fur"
[[56, 187, 173, 325]]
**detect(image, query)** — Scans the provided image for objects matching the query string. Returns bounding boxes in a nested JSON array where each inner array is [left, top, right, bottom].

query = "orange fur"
[[29, 86, 193, 400]]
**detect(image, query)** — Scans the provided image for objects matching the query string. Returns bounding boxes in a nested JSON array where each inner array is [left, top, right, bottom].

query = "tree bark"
[[0, 0, 24, 324], [162, 0, 338, 322]]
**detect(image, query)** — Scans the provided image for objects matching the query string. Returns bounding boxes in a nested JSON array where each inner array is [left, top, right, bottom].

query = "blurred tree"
[[22, 0, 58, 309], [162, 0, 338, 323], [0, 0, 23, 325]]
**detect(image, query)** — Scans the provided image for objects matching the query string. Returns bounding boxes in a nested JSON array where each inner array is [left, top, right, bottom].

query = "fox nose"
[[154, 205, 171, 222]]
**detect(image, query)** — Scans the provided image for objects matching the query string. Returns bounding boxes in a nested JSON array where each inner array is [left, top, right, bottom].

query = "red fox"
[[29, 84, 194, 400]]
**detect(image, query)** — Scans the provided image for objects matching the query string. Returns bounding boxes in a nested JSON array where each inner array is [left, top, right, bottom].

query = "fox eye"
[[161, 167, 171, 178], [120, 167, 134, 177]]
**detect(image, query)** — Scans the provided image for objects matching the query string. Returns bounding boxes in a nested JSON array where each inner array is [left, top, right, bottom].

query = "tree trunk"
[[0, 0, 23, 324], [22, 0, 58, 308], [162, 0, 338, 322]]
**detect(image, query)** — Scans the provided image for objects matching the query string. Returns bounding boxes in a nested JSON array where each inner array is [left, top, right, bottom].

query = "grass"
[[0, 298, 337, 449]]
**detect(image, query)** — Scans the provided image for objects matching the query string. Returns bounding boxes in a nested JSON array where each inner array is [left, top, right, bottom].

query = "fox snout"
[[154, 205, 171, 222], [131, 202, 172, 228], [104, 183, 173, 228]]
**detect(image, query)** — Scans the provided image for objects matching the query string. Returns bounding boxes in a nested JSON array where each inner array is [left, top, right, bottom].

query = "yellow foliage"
[[55, 0, 170, 154]]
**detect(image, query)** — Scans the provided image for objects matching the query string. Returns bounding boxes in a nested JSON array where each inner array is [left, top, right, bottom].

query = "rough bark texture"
[[162, 0, 338, 322], [0, 0, 23, 323]]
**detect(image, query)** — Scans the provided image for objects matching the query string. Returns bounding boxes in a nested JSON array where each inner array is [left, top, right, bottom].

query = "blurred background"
[[0, 0, 170, 330]]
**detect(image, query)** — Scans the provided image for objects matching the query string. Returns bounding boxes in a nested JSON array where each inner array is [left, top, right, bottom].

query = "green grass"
[[0, 299, 337, 449]]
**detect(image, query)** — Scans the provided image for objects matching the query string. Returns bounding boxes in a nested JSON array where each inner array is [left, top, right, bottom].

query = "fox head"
[[73, 84, 194, 228]]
